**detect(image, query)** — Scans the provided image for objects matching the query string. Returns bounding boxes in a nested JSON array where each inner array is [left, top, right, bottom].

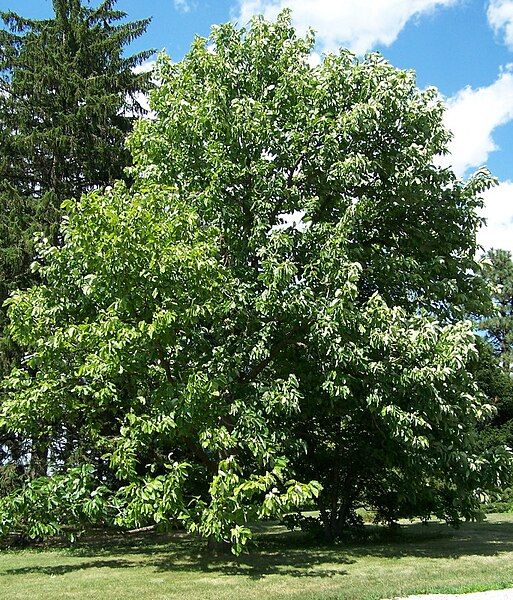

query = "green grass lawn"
[[1, 513, 513, 600]]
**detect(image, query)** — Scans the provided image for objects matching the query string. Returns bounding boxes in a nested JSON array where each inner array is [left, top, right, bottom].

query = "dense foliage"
[[475, 250, 513, 511], [480, 249, 513, 368], [0, 0, 153, 475], [1, 13, 511, 552]]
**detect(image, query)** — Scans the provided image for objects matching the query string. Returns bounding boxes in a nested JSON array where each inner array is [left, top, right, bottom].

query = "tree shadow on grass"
[[158, 551, 354, 580], [2, 546, 353, 580], [344, 518, 513, 561], [3, 517, 513, 581], [4, 559, 134, 576]]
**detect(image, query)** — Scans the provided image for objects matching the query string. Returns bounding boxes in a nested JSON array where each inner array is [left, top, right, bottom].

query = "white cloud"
[[174, 0, 194, 13], [488, 0, 513, 50], [438, 70, 513, 252], [234, 0, 458, 54], [127, 61, 158, 118], [132, 91, 152, 116], [479, 181, 513, 253], [440, 68, 513, 178], [133, 60, 157, 75], [273, 210, 310, 232]]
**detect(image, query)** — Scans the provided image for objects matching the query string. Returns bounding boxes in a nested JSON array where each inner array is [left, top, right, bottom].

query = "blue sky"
[[2, 0, 513, 252]]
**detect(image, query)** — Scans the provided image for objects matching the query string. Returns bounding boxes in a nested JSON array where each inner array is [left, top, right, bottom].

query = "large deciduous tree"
[[0, 13, 510, 551], [0, 0, 153, 476]]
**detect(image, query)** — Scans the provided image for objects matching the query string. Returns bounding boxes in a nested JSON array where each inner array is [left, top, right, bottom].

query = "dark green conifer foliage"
[[0, 0, 153, 475], [477, 249, 513, 466], [481, 249, 513, 368], [0, 0, 153, 202]]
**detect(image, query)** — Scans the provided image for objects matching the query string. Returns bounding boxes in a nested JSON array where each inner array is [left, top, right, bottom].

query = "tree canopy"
[[0, 12, 511, 552]]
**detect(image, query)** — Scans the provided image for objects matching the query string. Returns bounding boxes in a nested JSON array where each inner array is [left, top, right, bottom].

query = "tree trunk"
[[30, 438, 48, 478], [207, 536, 231, 553]]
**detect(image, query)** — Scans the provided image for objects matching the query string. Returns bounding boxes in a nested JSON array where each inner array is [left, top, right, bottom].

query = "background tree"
[[474, 249, 513, 500], [474, 337, 513, 449], [0, 13, 510, 551], [480, 249, 513, 368], [0, 0, 153, 479]]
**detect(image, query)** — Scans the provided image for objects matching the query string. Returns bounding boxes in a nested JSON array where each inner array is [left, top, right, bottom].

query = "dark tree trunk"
[[30, 438, 48, 478], [207, 536, 231, 553]]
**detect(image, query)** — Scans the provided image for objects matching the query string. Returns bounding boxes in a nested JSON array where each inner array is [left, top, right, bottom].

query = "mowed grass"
[[2, 514, 513, 600]]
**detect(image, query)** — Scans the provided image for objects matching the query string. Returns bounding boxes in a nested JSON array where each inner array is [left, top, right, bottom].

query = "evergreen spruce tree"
[[481, 249, 513, 368], [0, 0, 153, 480], [476, 249, 513, 477]]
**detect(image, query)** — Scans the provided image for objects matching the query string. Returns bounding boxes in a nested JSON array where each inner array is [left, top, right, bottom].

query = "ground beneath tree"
[[2, 514, 513, 599]]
